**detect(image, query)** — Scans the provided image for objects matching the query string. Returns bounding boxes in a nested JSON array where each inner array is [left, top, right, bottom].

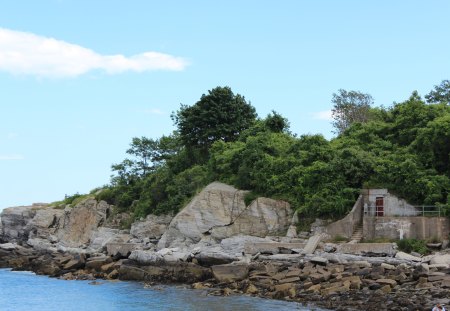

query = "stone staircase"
[[350, 224, 363, 242]]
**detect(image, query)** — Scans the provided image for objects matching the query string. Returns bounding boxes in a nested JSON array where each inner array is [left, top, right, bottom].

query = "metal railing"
[[365, 205, 447, 217]]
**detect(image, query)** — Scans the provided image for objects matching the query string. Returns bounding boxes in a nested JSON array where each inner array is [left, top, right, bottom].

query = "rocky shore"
[[1, 182, 449, 311]]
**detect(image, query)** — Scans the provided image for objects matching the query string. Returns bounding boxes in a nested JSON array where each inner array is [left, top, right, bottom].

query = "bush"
[[396, 238, 429, 255]]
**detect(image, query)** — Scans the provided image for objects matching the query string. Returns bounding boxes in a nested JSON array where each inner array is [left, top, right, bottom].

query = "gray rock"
[[429, 254, 450, 266], [57, 199, 111, 247], [158, 182, 292, 249], [0, 243, 17, 250], [130, 214, 173, 240]]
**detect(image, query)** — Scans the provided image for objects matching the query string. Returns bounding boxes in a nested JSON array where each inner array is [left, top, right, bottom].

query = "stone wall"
[[325, 195, 363, 239], [364, 216, 450, 240]]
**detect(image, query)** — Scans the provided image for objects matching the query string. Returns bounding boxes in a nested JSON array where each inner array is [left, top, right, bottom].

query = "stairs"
[[350, 224, 363, 242]]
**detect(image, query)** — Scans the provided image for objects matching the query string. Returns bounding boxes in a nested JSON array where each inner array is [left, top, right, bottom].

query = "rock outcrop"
[[158, 182, 292, 249], [57, 199, 110, 247], [130, 214, 173, 240]]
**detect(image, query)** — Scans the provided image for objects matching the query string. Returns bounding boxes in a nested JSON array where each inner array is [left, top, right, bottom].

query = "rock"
[[193, 244, 242, 266], [63, 257, 85, 270], [0, 205, 37, 241], [310, 256, 328, 265], [211, 263, 249, 282], [130, 214, 173, 240], [273, 283, 296, 298], [245, 284, 259, 294], [89, 227, 131, 251], [119, 265, 147, 281], [429, 254, 450, 265], [381, 263, 396, 270], [395, 251, 422, 262], [0, 243, 17, 251], [157, 182, 292, 249], [106, 243, 139, 257], [27, 238, 57, 252], [85, 256, 113, 271], [376, 279, 397, 287], [26, 208, 63, 240], [57, 199, 111, 247]]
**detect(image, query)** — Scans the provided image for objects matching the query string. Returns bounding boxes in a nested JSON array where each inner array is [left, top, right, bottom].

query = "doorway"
[[375, 197, 384, 216]]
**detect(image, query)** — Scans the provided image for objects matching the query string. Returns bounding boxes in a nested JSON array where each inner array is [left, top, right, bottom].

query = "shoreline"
[[1, 244, 449, 311]]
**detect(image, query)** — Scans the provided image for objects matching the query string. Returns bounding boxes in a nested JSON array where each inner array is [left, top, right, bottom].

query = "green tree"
[[331, 89, 374, 135], [172, 86, 257, 154], [425, 80, 450, 104]]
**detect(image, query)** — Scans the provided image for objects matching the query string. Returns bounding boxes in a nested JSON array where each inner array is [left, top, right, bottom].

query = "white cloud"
[[0, 28, 188, 77], [0, 154, 25, 160], [144, 108, 165, 115], [312, 110, 333, 121]]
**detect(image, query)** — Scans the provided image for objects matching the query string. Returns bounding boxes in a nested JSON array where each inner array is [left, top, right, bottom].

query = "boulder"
[[0, 243, 17, 251], [0, 205, 37, 241], [157, 182, 292, 249], [395, 251, 422, 262], [130, 214, 173, 240], [193, 245, 240, 266], [57, 199, 111, 247], [211, 263, 249, 282], [89, 227, 131, 251], [106, 243, 139, 257], [429, 254, 450, 266], [26, 208, 63, 240], [85, 256, 113, 270]]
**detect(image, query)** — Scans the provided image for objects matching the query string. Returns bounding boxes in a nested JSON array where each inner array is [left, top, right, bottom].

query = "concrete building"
[[326, 189, 449, 242]]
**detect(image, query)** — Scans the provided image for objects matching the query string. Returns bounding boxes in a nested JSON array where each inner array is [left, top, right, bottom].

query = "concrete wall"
[[326, 195, 363, 239], [362, 189, 418, 217], [364, 216, 450, 240]]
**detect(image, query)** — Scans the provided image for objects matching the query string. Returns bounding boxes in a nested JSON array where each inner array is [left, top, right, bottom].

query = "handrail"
[[366, 205, 446, 217]]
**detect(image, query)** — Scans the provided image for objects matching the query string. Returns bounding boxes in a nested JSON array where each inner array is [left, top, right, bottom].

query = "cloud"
[[0, 154, 25, 160], [143, 108, 165, 115], [0, 28, 188, 77], [312, 110, 333, 121]]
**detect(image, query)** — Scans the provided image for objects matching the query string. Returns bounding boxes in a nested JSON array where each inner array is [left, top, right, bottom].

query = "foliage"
[[75, 84, 450, 222], [171, 86, 257, 159], [331, 89, 374, 135], [425, 79, 450, 104], [396, 238, 429, 255]]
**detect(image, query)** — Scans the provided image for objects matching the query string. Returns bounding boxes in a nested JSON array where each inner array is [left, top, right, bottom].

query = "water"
[[0, 269, 327, 311]]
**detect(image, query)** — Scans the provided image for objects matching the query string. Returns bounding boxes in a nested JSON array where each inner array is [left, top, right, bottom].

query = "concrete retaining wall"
[[325, 195, 363, 239], [364, 216, 450, 240]]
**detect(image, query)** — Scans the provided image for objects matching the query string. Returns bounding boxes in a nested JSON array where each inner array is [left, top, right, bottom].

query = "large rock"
[[0, 205, 38, 241], [89, 227, 131, 251], [26, 208, 63, 240], [130, 214, 173, 240], [211, 263, 249, 282], [430, 254, 450, 266], [157, 182, 292, 249], [57, 199, 111, 247]]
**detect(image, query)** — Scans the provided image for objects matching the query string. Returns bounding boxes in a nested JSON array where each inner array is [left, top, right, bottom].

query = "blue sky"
[[1, 0, 449, 210]]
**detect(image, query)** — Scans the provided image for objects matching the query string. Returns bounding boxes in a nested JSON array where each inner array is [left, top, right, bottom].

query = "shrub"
[[396, 238, 429, 255]]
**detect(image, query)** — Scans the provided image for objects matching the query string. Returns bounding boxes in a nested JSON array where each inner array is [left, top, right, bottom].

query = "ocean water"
[[0, 269, 327, 311]]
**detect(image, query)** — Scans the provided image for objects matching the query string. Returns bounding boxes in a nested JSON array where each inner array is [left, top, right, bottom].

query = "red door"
[[376, 197, 384, 216]]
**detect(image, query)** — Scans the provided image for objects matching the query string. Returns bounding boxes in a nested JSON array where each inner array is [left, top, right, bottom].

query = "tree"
[[331, 89, 374, 135], [172, 86, 257, 152], [264, 110, 290, 133], [425, 80, 450, 104]]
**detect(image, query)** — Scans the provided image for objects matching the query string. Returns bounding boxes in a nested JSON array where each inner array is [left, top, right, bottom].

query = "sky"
[[1, 0, 449, 210]]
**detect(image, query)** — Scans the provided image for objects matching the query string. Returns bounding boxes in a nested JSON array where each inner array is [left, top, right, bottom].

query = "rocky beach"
[[1, 182, 449, 311]]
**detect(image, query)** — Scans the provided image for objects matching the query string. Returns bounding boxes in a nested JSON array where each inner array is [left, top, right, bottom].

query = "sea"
[[0, 269, 328, 311]]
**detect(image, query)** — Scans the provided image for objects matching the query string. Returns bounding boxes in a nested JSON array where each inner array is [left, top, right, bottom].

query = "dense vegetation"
[[89, 83, 450, 220]]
